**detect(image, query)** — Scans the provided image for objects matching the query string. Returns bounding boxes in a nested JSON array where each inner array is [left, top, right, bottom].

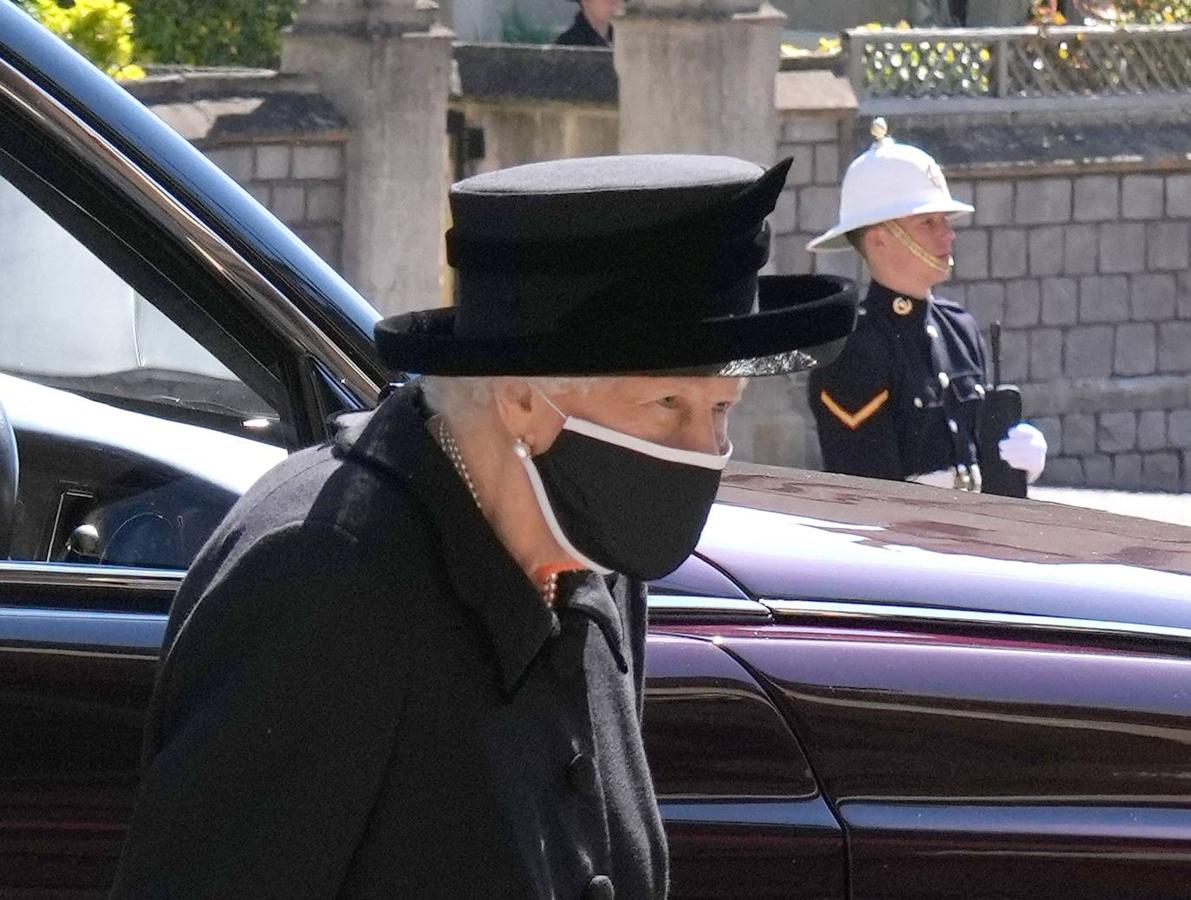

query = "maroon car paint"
[[645, 633, 846, 898]]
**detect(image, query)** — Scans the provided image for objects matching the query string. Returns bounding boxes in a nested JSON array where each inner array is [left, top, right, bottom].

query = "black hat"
[[375, 154, 857, 376]]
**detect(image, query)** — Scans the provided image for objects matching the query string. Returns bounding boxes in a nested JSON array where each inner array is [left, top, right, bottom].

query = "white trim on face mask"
[[516, 445, 613, 575], [538, 392, 733, 470]]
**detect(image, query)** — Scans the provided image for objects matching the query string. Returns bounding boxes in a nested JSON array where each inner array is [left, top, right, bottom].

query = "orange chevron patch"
[[819, 389, 890, 430]]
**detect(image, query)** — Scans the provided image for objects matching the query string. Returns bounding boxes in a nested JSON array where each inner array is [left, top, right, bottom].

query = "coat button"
[[925, 324, 939, 339], [567, 752, 598, 797], [913, 397, 923, 409], [948, 419, 959, 434], [974, 384, 986, 398], [937, 372, 950, 389], [582, 875, 614, 900]]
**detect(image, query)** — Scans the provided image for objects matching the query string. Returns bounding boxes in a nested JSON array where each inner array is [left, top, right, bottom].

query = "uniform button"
[[913, 397, 923, 409], [567, 752, 598, 797], [948, 419, 959, 434], [937, 372, 950, 389], [582, 875, 615, 900], [974, 384, 986, 398], [925, 324, 939, 339]]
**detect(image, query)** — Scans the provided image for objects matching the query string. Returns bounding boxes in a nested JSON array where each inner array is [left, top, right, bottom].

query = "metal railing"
[[846, 24, 1191, 103]]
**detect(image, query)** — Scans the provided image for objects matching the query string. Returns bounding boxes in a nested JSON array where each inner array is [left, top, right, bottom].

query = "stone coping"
[[893, 118, 1191, 177], [452, 42, 616, 104]]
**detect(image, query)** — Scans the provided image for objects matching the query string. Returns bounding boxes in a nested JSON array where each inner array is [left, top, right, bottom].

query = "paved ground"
[[1031, 486, 1191, 528]]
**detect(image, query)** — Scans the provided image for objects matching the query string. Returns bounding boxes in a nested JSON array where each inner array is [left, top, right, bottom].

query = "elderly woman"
[[112, 155, 855, 899]]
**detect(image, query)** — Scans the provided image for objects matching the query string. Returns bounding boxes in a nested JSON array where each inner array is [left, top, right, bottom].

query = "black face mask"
[[517, 412, 731, 581]]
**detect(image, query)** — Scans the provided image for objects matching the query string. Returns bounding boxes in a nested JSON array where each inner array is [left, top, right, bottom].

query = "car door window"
[[0, 172, 287, 570]]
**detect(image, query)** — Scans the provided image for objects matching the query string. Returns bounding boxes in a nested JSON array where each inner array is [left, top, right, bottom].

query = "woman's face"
[[541, 376, 745, 456]]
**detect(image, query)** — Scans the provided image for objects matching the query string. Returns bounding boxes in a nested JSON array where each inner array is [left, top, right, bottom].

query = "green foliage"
[[500, 5, 552, 45], [22, 0, 143, 79], [128, 0, 299, 67], [1112, 1, 1191, 22]]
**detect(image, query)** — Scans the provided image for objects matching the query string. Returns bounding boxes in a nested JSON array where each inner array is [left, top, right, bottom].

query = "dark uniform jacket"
[[556, 11, 612, 47], [111, 384, 668, 899], [809, 281, 988, 482]]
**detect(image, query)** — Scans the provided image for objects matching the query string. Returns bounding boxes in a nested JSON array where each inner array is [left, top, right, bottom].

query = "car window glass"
[[0, 173, 287, 571]]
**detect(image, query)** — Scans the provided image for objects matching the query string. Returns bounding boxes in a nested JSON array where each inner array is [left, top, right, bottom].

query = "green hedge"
[[129, 0, 299, 68], [16, 0, 143, 78]]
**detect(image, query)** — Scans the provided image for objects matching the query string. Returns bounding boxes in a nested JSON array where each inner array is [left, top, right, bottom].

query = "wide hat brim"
[[375, 273, 857, 377], [807, 197, 974, 253]]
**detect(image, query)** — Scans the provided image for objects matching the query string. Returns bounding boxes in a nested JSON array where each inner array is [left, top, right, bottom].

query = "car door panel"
[[644, 632, 846, 899], [716, 623, 1191, 898], [0, 593, 167, 895]]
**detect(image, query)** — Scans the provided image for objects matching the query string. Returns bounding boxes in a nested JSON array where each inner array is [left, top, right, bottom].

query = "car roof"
[[700, 463, 1191, 632], [0, 4, 385, 388]]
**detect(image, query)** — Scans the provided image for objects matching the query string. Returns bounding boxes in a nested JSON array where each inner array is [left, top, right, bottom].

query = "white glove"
[[998, 422, 1047, 483]]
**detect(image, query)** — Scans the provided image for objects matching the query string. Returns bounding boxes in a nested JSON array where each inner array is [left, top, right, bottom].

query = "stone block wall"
[[127, 74, 349, 272], [204, 140, 346, 271], [939, 172, 1191, 491]]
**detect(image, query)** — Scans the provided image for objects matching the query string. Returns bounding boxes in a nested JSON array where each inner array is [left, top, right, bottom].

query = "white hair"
[[420, 375, 597, 426]]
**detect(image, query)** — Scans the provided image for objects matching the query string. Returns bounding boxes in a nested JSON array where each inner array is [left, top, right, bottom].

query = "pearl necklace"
[[435, 417, 558, 606], [436, 416, 481, 510]]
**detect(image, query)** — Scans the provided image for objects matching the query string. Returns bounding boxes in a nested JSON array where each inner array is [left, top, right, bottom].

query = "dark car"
[[4, 7, 1191, 898]]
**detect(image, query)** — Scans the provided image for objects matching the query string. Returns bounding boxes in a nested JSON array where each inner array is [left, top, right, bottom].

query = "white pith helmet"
[[806, 118, 974, 253]]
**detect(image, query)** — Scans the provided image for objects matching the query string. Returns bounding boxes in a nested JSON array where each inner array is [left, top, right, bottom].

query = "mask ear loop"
[[884, 219, 952, 273], [513, 437, 613, 575], [535, 389, 568, 422], [516, 389, 568, 458]]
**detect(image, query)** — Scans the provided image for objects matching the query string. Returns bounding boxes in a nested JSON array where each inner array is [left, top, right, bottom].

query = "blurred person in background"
[[556, 0, 621, 46]]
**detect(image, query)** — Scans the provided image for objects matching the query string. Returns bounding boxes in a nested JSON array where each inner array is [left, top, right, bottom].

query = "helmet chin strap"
[[884, 220, 952, 274]]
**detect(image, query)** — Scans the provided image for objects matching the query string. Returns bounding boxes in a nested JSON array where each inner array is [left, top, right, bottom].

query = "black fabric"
[[378, 273, 856, 377], [375, 155, 860, 377], [111, 384, 668, 899], [556, 11, 612, 47], [532, 427, 722, 580], [809, 281, 988, 481]]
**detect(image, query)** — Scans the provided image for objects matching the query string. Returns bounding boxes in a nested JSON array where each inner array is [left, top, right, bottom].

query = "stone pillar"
[[615, 0, 785, 165], [281, 0, 454, 317]]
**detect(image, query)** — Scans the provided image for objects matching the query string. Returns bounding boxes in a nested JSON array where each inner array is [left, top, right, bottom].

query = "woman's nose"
[[676, 414, 727, 455]]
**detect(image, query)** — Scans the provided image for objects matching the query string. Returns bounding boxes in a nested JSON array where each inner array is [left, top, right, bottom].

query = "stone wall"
[[945, 168, 1191, 492], [127, 72, 348, 271], [450, 44, 618, 175], [206, 140, 346, 270]]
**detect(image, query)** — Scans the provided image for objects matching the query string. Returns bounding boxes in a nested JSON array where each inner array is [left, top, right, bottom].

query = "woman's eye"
[[657, 396, 680, 409]]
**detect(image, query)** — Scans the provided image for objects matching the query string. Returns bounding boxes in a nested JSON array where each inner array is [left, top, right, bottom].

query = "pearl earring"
[[514, 438, 531, 459]]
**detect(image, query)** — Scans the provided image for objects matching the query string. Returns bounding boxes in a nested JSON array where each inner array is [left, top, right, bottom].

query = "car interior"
[[0, 135, 292, 575]]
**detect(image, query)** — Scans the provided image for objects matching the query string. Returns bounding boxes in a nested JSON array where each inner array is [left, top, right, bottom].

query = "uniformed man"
[[555, 0, 620, 47], [805, 119, 1047, 491]]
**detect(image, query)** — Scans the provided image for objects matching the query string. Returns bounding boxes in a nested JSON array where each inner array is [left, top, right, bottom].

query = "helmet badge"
[[926, 162, 947, 191]]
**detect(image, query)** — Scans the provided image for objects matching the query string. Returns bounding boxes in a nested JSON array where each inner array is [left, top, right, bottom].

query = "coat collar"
[[333, 384, 626, 695], [564, 11, 612, 46], [866, 280, 929, 326]]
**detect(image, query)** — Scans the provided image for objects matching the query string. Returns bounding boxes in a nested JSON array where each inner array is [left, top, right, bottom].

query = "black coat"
[[111, 385, 668, 899], [555, 11, 612, 47], [809, 281, 989, 482]]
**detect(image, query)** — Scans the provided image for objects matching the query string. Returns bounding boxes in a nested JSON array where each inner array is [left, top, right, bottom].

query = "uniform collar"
[[866, 280, 928, 323], [332, 384, 626, 695]]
